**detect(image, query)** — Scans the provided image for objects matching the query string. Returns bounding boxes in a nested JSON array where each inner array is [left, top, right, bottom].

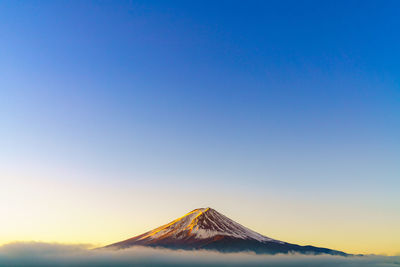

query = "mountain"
[[105, 207, 347, 255]]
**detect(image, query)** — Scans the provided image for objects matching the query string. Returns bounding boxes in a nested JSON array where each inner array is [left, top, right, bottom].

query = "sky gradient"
[[1, 0, 399, 255]]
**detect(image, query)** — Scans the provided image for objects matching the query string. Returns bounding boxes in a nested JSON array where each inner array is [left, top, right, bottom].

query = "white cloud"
[[0, 242, 399, 267]]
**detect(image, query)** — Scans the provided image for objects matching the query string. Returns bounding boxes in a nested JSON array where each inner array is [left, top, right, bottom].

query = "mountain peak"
[[105, 208, 347, 256], [107, 207, 280, 248], [191, 207, 211, 213]]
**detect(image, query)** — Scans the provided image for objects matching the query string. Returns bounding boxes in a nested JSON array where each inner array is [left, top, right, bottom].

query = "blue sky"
[[0, 1, 399, 254]]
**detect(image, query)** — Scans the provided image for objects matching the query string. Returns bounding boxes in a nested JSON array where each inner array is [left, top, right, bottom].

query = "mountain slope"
[[105, 207, 347, 255]]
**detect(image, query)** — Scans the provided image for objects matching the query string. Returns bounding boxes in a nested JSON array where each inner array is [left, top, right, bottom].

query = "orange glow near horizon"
[[1, 174, 399, 256]]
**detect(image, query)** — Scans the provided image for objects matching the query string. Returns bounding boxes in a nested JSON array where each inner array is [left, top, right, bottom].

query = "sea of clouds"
[[0, 242, 399, 267]]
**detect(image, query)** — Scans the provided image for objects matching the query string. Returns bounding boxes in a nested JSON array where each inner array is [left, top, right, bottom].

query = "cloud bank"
[[0, 242, 399, 267]]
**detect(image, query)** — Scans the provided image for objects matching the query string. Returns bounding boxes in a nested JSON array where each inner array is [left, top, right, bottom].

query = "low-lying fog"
[[0, 242, 399, 267]]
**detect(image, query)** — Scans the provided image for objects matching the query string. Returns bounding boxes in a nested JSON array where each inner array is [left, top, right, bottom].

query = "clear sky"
[[0, 0, 399, 255]]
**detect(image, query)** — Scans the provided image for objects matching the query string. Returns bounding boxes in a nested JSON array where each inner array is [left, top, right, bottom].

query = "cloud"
[[0, 242, 399, 267]]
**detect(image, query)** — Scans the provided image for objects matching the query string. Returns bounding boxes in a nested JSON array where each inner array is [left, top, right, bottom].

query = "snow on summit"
[[157, 207, 280, 242], [110, 207, 281, 245]]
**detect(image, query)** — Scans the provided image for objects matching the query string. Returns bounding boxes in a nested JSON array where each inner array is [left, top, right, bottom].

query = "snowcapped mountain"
[[105, 207, 347, 255]]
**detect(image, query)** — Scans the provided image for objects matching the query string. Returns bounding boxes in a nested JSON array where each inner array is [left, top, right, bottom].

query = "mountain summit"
[[105, 207, 347, 255]]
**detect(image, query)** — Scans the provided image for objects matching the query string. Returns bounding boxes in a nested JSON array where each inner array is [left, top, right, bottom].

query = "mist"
[[0, 242, 399, 267]]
